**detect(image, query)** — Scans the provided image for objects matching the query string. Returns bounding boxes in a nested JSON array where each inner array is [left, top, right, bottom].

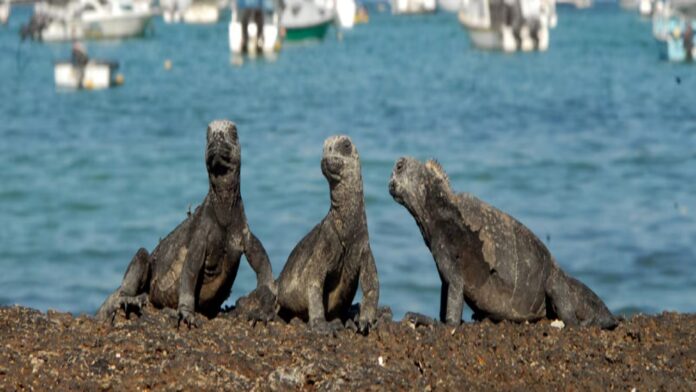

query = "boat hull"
[[285, 19, 332, 41], [182, 3, 220, 24], [391, 0, 437, 14], [0, 1, 9, 25], [468, 27, 502, 50], [229, 18, 281, 54], [438, 0, 461, 12], [83, 13, 152, 39], [335, 0, 356, 28], [40, 13, 152, 41], [54, 61, 118, 90]]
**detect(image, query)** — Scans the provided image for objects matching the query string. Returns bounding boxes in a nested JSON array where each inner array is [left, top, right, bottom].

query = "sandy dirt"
[[0, 305, 694, 391]]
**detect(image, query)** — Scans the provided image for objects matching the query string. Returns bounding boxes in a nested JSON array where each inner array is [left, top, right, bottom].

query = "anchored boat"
[[182, 0, 220, 23], [335, 0, 356, 28], [54, 60, 122, 89], [654, 0, 696, 61], [21, 0, 153, 42], [438, 0, 463, 12], [458, 0, 556, 52], [391, 0, 436, 14], [282, 0, 333, 41], [1, 0, 10, 25], [664, 20, 695, 61], [229, 0, 282, 55]]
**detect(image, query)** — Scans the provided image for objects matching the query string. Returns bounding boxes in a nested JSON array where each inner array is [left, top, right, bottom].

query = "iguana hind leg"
[[96, 248, 151, 322], [546, 268, 618, 330]]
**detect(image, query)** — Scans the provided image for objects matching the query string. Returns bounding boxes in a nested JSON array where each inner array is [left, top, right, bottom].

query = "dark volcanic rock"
[[0, 306, 694, 390]]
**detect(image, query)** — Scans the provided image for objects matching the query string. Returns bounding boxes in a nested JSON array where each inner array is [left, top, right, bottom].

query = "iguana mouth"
[[207, 153, 233, 177], [388, 178, 402, 203], [321, 156, 344, 182]]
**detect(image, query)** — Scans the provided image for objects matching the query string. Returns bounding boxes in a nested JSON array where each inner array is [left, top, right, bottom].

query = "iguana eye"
[[339, 139, 352, 155], [396, 159, 405, 172]]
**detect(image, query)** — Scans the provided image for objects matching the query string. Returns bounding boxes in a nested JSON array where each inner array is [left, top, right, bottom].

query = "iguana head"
[[389, 157, 451, 217], [321, 135, 361, 186], [205, 120, 241, 202]]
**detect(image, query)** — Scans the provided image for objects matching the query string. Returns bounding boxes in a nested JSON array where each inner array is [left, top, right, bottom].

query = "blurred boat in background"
[[21, 0, 153, 41], [335, 0, 356, 28], [620, 0, 639, 10], [653, 0, 696, 40], [229, 0, 282, 55], [161, 0, 227, 23], [663, 19, 695, 61], [438, 0, 463, 12], [1, 0, 10, 25], [391, 0, 436, 14], [282, 0, 333, 41], [639, 0, 653, 16], [54, 59, 121, 89], [555, 0, 589, 8], [161, 0, 190, 22], [651, 0, 696, 60], [182, 0, 220, 23], [458, 0, 555, 52]]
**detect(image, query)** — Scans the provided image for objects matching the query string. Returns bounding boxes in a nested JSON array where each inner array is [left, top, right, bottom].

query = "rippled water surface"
[[1, 4, 695, 319]]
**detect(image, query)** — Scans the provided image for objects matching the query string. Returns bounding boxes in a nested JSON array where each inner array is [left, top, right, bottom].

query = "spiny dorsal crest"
[[426, 159, 450, 186]]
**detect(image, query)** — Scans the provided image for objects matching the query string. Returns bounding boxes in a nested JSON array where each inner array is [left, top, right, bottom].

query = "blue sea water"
[[1, 3, 695, 320]]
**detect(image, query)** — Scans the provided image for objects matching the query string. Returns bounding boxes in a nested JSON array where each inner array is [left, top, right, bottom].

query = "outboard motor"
[[241, 8, 264, 54], [20, 14, 49, 41]]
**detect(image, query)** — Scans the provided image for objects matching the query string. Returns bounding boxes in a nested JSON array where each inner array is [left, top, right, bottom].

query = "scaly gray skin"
[[275, 135, 380, 334], [96, 120, 274, 327], [388, 157, 618, 330]]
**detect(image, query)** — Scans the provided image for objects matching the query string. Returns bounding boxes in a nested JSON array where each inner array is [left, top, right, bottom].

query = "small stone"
[[550, 320, 565, 329], [378, 356, 385, 367]]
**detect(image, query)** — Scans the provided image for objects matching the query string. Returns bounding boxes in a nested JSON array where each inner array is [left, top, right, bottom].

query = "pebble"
[[550, 320, 565, 329]]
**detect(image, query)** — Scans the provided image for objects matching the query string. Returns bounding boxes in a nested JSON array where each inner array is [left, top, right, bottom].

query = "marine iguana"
[[274, 135, 380, 334], [96, 120, 274, 327], [388, 157, 618, 329]]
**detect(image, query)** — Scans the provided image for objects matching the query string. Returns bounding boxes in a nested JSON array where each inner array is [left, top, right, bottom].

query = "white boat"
[[639, 0, 653, 16], [652, 0, 696, 41], [335, 0, 356, 28], [458, 0, 554, 52], [282, 0, 334, 41], [1, 0, 10, 25], [391, 0, 436, 14], [182, 0, 220, 23], [161, 0, 191, 22], [620, 0, 639, 10], [23, 0, 152, 41], [438, 0, 463, 12], [54, 60, 121, 89], [229, 0, 281, 55], [555, 0, 589, 8]]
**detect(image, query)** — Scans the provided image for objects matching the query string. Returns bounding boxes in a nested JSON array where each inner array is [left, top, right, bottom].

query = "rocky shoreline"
[[0, 306, 694, 390]]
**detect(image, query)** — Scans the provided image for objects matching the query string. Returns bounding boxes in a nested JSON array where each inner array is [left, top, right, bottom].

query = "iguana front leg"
[[307, 273, 331, 334], [358, 246, 379, 333], [243, 229, 275, 293], [177, 233, 207, 328], [434, 242, 464, 325]]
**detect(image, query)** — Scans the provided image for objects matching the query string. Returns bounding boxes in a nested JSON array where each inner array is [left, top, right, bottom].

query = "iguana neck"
[[208, 185, 241, 227], [413, 184, 456, 249], [328, 178, 367, 241]]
